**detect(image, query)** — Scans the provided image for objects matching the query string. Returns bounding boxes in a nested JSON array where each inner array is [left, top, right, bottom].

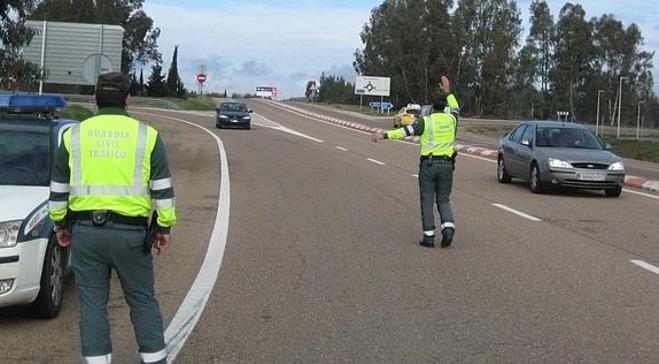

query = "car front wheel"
[[497, 156, 511, 183], [30, 236, 65, 318], [529, 163, 544, 194]]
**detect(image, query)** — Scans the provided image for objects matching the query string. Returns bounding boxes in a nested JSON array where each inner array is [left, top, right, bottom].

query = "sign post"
[[197, 73, 207, 94]]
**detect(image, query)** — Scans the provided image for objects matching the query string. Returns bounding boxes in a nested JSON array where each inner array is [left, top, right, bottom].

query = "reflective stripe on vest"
[[69, 122, 149, 197], [420, 114, 456, 156]]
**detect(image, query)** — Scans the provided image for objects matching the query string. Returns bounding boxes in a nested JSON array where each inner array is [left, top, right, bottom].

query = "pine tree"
[[139, 68, 144, 95], [146, 63, 166, 97], [166, 45, 186, 97]]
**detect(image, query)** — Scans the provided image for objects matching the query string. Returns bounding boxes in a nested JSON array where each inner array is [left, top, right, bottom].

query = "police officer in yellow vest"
[[371, 76, 458, 248], [48, 72, 176, 364]]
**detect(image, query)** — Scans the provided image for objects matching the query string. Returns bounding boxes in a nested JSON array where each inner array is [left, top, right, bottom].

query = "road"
[[288, 101, 659, 182], [1, 100, 659, 363]]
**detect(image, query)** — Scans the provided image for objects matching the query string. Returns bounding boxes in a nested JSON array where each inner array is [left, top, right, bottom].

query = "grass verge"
[[166, 97, 217, 111], [605, 138, 659, 164], [58, 104, 94, 121]]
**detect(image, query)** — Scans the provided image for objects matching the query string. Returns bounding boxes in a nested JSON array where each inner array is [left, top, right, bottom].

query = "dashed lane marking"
[[367, 158, 386, 166], [336, 146, 349, 152], [630, 260, 659, 276], [492, 203, 542, 222]]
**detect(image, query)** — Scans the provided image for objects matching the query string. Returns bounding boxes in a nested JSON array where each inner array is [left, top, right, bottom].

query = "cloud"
[[144, 2, 371, 98]]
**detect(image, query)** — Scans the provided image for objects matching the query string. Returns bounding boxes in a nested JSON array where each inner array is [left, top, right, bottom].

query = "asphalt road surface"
[[1, 100, 658, 363]]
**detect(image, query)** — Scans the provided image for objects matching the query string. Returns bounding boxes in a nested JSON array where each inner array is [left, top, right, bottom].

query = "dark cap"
[[429, 91, 447, 111], [96, 72, 130, 94]]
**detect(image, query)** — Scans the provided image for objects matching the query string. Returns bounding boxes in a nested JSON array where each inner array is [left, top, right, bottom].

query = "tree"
[[527, 0, 554, 94], [30, 0, 162, 72], [1, 0, 39, 91], [551, 3, 594, 121], [139, 68, 144, 95], [146, 63, 166, 97], [166, 45, 186, 98]]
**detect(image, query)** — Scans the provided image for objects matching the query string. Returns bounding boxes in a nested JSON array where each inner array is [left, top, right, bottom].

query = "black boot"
[[419, 235, 435, 248], [441, 227, 455, 248]]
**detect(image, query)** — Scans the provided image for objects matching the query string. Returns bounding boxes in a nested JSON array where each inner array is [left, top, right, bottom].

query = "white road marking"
[[335, 146, 349, 152], [367, 158, 386, 166], [252, 113, 324, 143], [459, 153, 497, 163], [630, 260, 659, 275], [134, 112, 230, 363], [622, 189, 659, 200], [412, 174, 419, 178], [492, 203, 542, 222]]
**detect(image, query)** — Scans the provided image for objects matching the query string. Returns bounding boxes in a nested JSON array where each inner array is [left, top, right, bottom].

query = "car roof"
[[220, 101, 247, 106], [520, 120, 588, 129]]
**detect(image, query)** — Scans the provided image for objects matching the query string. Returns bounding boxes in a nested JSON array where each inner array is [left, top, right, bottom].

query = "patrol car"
[[0, 95, 78, 317]]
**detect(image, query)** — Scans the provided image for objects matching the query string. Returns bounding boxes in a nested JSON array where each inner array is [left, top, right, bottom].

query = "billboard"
[[354, 76, 391, 97], [256, 86, 278, 98], [23, 21, 124, 87]]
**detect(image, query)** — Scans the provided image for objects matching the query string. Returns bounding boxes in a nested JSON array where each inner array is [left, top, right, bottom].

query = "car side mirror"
[[605, 143, 612, 150], [521, 139, 531, 147], [249, 109, 253, 113], [215, 107, 220, 112]]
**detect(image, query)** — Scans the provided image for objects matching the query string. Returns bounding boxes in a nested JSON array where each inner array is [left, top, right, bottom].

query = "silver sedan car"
[[497, 121, 626, 197]]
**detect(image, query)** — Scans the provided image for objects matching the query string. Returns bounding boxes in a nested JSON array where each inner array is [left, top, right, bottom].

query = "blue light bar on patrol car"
[[0, 95, 66, 113]]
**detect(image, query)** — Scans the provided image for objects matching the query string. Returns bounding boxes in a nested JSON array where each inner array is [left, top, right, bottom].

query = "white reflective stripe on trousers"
[[50, 181, 70, 193], [140, 349, 167, 363], [84, 354, 112, 364], [442, 222, 456, 230], [70, 185, 149, 197]]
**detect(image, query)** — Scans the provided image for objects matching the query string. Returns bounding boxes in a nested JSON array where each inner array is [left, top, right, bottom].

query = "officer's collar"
[[96, 107, 130, 117]]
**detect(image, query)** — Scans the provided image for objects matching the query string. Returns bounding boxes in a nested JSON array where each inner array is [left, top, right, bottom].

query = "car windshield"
[[536, 127, 603, 150], [221, 103, 248, 113], [0, 128, 51, 186]]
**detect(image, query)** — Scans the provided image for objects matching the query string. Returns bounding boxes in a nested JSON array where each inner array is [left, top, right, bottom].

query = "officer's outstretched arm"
[[382, 118, 424, 140]]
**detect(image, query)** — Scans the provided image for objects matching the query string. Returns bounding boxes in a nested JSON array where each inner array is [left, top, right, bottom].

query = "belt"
[[72, 211, 147, 227], [420, 155, 452, 161]]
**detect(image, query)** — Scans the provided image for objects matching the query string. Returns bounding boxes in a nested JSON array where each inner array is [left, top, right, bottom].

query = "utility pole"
[[617, 76, 626, 139], [596, 90, 604, 137], [637, 100, 645, 140]]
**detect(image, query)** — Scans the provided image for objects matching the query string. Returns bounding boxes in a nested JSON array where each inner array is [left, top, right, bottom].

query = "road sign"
[[256, 86, 277, 98], [197, 74, 207, 83], [81, 53, 113, 85], [355, 76, 391, 97], [23, 21, 123, 88], [368, 101, 395, 111]]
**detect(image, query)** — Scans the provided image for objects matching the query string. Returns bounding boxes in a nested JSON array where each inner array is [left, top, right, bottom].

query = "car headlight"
[[219, 115, 229, 119], [0, 220, 21, 248], [608, 162, 624, 171], [242, 116, 251, 120], [548, 158, 572, 169]]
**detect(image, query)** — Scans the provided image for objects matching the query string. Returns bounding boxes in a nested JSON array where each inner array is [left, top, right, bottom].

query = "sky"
[[144, 0, 659, 99]]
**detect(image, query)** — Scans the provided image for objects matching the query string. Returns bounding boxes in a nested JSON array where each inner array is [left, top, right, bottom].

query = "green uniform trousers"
[[71, 220, 166, 363], [418, 159, 455, 236]]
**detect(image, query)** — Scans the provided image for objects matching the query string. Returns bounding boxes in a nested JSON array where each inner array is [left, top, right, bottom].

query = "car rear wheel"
[[529, 163, 544, 194], [30, 236, 65, 318], [605, 186, 622, 198], [497, 156, 511, 183]]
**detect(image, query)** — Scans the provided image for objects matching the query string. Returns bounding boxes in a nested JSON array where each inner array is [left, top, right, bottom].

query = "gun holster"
[[144, 211, 159, 253]]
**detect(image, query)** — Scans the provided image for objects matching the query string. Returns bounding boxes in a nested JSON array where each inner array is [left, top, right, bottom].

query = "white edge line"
[[492, 203, 542, 222], [630, 260, 659, 275], [134, 111, 230, 363], [622, 188, 659, 200], [366, 158, 386, 166]]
